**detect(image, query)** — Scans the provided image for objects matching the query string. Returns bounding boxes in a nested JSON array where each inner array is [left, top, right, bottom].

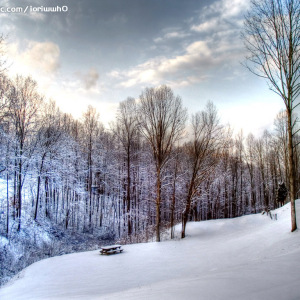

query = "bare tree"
[[34, 100, 62, 220], [138, 85, 187, 242], [254, 134, 269, 212], [242, 0, 300, 231], [170, 146, 181, 239], [8, 75, 43, 231], [275, 110, 292, 177], [0, 34, 7, 75], [82, 105, 101, 230], [0, 75, 12, 237], [245, 133, 257, 213], [0, 76, 11, 122], [181, 102, 224, 238], [111, 97, 138, 237]]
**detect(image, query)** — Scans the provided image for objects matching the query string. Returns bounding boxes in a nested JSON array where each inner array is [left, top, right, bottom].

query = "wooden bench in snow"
[[100, 245, 123, 255]]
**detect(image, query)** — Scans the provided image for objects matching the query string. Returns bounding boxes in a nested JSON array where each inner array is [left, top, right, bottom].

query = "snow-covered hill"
[[1, 201, 300, 300]]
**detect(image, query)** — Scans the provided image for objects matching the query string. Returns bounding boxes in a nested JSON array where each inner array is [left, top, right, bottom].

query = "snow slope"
[[1, 201, 300, 300]]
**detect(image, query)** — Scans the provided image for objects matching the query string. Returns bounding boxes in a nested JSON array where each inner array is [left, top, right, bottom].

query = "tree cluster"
[[0, 75, 299, 246]]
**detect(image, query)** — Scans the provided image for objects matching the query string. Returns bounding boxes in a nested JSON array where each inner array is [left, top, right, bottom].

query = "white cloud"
[[221, 0, 250, 18], [200, 0, 249, 20], [158, 41, 212, 74], [191, 0, 250, 34], [8, 41, 60, 76], [108, 70, 122, 79], [111, 35, 242, 89], [108, 0, 249, 90], [191, 19, 219, 33], [25, 41, 60, 73], [154, 30, 190, 43]]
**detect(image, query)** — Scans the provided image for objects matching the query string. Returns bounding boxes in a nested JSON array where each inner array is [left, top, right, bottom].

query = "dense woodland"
[[0, 70, 299, 285], [0, 75, 298, 241]]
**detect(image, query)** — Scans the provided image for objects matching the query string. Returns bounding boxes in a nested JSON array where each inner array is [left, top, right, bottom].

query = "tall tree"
[[138, 85, 187, 242], [242, 0, 300, 231], [245, 133, 257, 213], [0, 75, 11, 121], [34, 101, 62, 220], [111, 97, 138, 237], [181, 102, 224, 238], [82, 105, 100, 230], [8, 76, 43, 230], [0, 34, 7, 75]]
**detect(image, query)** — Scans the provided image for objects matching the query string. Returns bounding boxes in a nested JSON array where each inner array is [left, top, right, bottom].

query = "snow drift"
[[1, 201, 300, 300]]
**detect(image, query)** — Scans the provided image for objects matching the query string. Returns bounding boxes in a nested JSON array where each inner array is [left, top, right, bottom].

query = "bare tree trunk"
[[34, 154, 46, 220], [170, 151, 179, 239], [287, 110, 297, 232], [181, 177, 194, 239], [156, 168, 161, 242], [17, 147, 23, 231], [6, 171, 9, 237], [127, 148, 132, 236]]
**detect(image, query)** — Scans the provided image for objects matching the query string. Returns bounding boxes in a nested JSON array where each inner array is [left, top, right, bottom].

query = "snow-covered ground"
[[1, 201, 300, 300]]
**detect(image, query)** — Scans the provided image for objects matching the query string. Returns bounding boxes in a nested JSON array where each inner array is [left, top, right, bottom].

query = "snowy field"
[[1, 201, 300, 300]]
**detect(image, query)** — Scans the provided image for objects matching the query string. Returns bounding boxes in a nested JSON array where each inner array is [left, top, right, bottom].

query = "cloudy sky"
[[0, 0, 284, 135]]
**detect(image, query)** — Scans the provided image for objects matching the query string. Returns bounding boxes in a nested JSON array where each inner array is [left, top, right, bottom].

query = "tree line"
[[0, 73, 299, 244], [0, 0, 299, 244]]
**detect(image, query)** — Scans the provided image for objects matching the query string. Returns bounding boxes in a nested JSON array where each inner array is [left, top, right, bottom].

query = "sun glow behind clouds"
[[7, 41, 60, 75], [5, 40, 117, 125], [221, 99, 283, 136]]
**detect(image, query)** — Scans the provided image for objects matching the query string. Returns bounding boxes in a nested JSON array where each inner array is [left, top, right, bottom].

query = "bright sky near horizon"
[[0, 0, 284, 136]]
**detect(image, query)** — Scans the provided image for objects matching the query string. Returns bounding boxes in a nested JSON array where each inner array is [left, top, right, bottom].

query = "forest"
[[0, 69, 299, 285]]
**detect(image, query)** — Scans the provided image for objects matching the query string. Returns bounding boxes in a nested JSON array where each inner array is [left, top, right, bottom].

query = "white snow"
[[1, 201, 300, 300]]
